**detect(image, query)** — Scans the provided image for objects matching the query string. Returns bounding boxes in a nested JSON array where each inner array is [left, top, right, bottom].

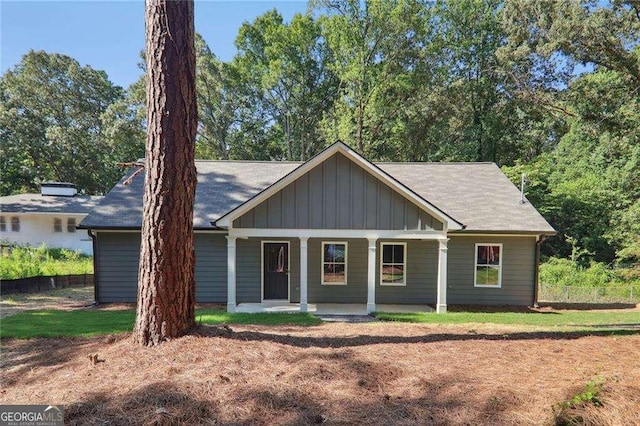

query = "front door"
[[263, 242, 289, 300]]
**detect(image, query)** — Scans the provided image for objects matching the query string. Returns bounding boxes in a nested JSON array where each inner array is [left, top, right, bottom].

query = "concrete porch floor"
[[235, 302, 434, 315]]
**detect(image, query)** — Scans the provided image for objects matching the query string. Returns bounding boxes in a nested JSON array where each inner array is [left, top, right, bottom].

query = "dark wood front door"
[[263, 242, 289, 300]]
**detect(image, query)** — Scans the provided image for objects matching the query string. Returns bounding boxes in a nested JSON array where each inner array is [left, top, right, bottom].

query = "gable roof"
[[79, 144, 555, 235], [215, 142, 463, 230], [0, 193, 103, 214]]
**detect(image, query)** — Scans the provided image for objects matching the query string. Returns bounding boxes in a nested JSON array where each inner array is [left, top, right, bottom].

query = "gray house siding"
[[233, 153, 443, 231], [375, 239, 438, 304], [236, 238, 300, 303], [95, 232, 227, 303], [447, 236, 537, 306]]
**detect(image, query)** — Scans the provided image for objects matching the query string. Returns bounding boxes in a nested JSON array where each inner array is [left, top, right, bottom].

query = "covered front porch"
[[235, 301, 435, 315], [225, 229, 450, 315]]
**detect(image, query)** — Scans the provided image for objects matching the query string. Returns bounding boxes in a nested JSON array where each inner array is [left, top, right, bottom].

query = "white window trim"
[[321, 241, 348, 286], [380, 242, 407, 286], [67, 218, 77, 233], [474, 243, 503, 288]]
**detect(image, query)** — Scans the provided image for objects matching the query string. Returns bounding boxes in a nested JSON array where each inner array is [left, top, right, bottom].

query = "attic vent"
[[41, 182, 77, 197]]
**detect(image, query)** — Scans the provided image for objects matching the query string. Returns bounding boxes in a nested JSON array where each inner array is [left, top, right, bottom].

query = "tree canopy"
[[1, 0, 639, 267]]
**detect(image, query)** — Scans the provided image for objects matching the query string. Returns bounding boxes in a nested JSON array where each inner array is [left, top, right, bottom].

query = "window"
[[380, 243, 406, 286], [67, 218, 77, 233], [0, 216, 5, 232], [54, 218, 63, 233], [475, 244, 502, 287], [322, 242, 347, 285], [11, 217, 20, 232]]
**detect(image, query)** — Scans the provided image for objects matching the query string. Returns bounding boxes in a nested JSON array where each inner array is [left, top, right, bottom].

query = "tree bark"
[[134, 0, 198, 346]]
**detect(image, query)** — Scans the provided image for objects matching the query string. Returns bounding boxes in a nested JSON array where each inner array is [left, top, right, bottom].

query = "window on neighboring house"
[[381, 242, 406, 286], [322, 242, 347, 285], [11, 217, 20, 232], [0, 216, 6, 232], [475, 243, 502, 287], [67, 218, 76, 233], [54, 218, 63, 233]]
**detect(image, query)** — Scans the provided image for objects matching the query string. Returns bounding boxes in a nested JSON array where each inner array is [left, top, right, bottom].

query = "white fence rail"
[[539, 284, 639, 304]]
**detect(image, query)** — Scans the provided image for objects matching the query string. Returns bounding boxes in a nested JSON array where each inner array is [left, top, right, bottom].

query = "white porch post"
[[367, 237, 377, 313], [299, 237, 308, 312], [226, 236, 237, 313], [436, 238, 449, 313]]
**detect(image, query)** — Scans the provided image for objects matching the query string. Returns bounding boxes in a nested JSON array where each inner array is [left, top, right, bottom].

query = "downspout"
[[533, 235, 545, 308], [88, 229, 99, 304]]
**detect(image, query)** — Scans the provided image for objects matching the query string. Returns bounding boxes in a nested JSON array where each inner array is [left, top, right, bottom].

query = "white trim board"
[[229, 228, 446, 240]]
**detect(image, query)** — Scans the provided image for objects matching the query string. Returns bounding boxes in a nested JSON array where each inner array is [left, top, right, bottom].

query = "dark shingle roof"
[[80, 159, 554, 234], [378, 163, 553, 233], [1, 194, 103, 214]]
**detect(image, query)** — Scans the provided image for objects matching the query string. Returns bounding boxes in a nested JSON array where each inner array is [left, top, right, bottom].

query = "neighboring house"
[[0, 183, 103, 254], [80, 142, 555, 312]]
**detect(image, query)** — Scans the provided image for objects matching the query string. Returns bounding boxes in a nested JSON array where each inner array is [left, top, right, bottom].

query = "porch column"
[[299, 237, 308, 312], [436, 238, 449, 313], [226, 236, 237, 313], [367, 237, 377, 313]]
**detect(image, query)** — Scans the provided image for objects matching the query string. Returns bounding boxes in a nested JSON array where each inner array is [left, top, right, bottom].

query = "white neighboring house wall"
[[0, 212, 93, 254], [0, 183, 101, 255]]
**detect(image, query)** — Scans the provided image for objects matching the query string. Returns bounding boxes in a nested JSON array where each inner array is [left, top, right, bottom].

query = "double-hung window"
[[380, 243, 406, 286], [475, 243, 502, 287], [0, 216, 5, 232], [11, 217, 20, 232], [67, 218, 77, 233], [322, 242, 347, 285], [54, 218, 63, 233]]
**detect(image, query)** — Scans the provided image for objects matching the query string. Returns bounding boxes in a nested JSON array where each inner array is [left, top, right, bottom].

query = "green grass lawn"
[[374, 310, 640, 328], [0, 309, 321, 339]]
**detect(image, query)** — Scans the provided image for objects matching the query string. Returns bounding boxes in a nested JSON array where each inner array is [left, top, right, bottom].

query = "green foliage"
[[0, 50, 144, 195], [0, 245, 93, 279], [0, 309, 321, 339], [553, 378, 605, 425], [3, 1, 640, 270], [540, 258, 613, 288]]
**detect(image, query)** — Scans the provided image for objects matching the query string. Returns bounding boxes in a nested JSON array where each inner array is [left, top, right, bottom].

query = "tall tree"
[[0, 50, 133, 195], [315, 0, 423, 155], [133, 0, 198, 346], [233, 10, 337, 160]]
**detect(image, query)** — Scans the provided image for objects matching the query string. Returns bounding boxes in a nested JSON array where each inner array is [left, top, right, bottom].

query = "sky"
[[0, 0, 308, 88]]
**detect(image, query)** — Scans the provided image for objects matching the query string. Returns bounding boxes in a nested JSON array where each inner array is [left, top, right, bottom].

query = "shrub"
[[0, 244, 93, 279]]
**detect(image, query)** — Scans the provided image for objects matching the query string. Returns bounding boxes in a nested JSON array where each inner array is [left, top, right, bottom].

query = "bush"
[[0, 244, 93, 279], [540, 257, 639, 288]]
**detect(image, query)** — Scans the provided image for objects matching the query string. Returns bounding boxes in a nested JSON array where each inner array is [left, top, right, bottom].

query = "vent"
[[41, 182, 77, 197]]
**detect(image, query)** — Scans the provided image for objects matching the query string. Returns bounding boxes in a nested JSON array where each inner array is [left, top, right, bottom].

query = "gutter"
[[88, 228, 98, 303], [533, 235, 546, 308]]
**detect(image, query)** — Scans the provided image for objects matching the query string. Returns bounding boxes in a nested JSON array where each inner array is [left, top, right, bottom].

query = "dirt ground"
[[0, 286, 95, 318], [1, 322, 639, 425]]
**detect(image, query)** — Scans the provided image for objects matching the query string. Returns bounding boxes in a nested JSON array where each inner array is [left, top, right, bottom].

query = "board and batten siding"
[[95, 232, 227, 303], [233, 153, 443, 231], [447, 236, 537, 305]]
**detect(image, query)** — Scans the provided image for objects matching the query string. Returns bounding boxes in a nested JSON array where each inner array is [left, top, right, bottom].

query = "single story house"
[[1, 183, 103, 254], [80, 142, 555, 313]]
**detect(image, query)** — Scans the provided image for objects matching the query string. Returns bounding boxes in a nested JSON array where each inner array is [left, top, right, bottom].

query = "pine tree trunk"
[[134, 0, 198, 346]]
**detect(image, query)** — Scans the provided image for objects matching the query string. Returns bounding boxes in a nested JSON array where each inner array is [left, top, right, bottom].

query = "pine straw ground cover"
[[1, 322, 639, 425]]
